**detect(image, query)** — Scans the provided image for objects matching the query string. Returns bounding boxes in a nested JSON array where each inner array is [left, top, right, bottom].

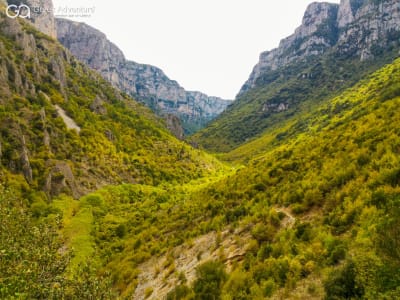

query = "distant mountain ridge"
[[0, 1, 224, 198], [55, 18, 231, 135], [240, 0, 400, 95], [194, 0, 400, 151]]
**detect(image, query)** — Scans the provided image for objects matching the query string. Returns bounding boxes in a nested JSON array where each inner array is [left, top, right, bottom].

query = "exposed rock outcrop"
[[90, 96, 107, 115], [5, 0, 57, 38], [20, 136, 32, 183], [240, 2, 339, 94], [133, 228, 251, 300], [54, 105, 81, 133], [337, 0, 400, 59], [45, 161, 80, 199], [55, 18, 231, 134], [240, 0, 400, 95], [39, 108, 50, 148], [27, 0, 57, 38], [165, 114, 184, 140]]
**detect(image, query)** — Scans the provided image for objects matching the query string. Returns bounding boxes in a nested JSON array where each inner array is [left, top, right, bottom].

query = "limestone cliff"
[[337, 0, 400, 60], [239, 2, 339, 94], [240, 0, 400, 95], [55, 18, 231, 134]]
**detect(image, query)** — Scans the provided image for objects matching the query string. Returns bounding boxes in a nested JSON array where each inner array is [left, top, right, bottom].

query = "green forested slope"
[[2, 2, 400, 299], [185, 58, 400, 299], [0, 9, 223, 198], [53, 59, 400, 299], [192, 49, 400, 153], [0, 7, 225, 299]]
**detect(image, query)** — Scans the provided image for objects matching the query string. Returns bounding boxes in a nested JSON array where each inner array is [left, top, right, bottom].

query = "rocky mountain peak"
[[337, 0, 366, 28], [278, 2, 340, 55], [298, 2, 339, 38], [27, 0, 57, 38], [239, 2, 339, 95], [56, 18, 125, 85], [337, 0, 400, 59], [239, 0, 400, 95]]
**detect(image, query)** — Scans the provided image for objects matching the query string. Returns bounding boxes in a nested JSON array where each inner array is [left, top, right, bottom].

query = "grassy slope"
[[58, 58, 400, 299]]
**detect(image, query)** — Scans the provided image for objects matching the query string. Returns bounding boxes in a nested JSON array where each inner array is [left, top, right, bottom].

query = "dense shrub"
[[324, 261, 364, 300], [193, 261, 227, 300]]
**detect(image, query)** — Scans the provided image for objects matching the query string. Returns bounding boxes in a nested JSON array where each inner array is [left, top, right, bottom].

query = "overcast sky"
[[52, 0, 340, 99]]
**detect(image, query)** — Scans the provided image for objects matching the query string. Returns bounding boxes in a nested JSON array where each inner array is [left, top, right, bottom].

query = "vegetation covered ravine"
[[1, 1, 400, 299], [4, 57, 400, 299]]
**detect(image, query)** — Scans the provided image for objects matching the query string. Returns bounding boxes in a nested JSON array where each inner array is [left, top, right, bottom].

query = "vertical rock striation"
[[337, 0, 400, 60], [240, 0, 400, 95], [240, 2, 340, 95], [26, 0, 57, 38]]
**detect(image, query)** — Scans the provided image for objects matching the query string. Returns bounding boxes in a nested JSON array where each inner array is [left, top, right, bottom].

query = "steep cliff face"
[[337, 0, 400, 59], [55, 18, 231, 134], [240, 0, 400, 95], [240, 2, 339, 94], [55, 18, 125, 86]]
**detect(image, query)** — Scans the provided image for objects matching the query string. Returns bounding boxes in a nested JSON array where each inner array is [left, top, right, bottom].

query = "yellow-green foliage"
[[193, 58, 400, 298], [64, 58, 400, 298], [2, 4, 400, 299], [53, 196, 95, 273], [67, 208, 94, 270], [0, 9, 225, 200], [192, 43, 400, 153], [0, 186, 115, 299], [0, 8, 226, 298]]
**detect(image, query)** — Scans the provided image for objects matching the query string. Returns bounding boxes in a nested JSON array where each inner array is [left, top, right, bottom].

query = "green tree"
[[0, 187, 68, 299], [324, 260, 364, 300], [0, 186, 114, 299], [167, 284, 192, 300], [222, 269, 253, 299], [193, 260, 227, 300]]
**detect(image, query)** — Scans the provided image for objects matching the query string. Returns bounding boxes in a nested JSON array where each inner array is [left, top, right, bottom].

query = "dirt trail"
[[275, 207, 296, 228]]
